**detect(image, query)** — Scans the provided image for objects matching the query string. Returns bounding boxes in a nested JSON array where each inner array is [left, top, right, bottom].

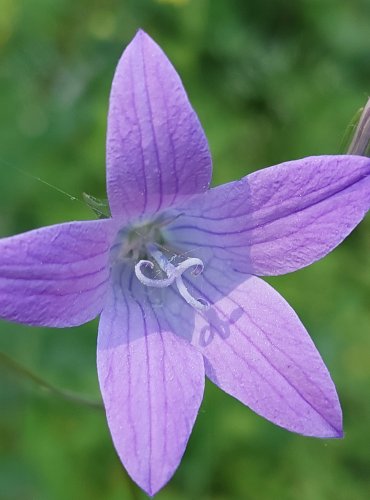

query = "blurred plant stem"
[[0, 350, 142, 498], [0, 350, 103, 410]]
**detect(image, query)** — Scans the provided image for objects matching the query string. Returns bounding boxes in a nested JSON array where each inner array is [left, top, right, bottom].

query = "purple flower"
[[1, 30, 369, 496]]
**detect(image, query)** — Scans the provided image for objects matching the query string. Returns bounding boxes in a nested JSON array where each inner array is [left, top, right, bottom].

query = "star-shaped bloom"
[[1, 30, 369, 496]]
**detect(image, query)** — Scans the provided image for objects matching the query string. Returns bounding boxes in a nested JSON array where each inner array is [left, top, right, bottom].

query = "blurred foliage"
[[0, 0, 369, 499]]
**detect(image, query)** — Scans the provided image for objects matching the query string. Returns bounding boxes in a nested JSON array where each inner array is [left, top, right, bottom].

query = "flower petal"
[[0, 219, 115, 327], [106, 30, 212, 221], [163, 263, 342, 438], [97, 265, 205, 496], [167, 155, 370, 275]]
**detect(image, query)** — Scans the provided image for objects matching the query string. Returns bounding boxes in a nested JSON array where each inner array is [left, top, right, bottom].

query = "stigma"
[[135, 243, 209, 311]]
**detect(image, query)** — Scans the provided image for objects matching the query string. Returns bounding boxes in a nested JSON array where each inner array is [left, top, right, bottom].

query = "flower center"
[[113, 215, 209, 311]]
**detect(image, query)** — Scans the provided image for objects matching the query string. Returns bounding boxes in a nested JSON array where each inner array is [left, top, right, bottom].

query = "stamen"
[[134, 245, 209, 310]]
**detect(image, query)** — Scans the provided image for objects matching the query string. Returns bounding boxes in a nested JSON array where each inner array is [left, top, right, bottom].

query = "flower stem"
[[0, 351, 142, 498], [0, 350, 103, 410]]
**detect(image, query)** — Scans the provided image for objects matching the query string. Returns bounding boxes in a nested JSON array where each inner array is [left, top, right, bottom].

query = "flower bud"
[[347, 97, 370, 156]]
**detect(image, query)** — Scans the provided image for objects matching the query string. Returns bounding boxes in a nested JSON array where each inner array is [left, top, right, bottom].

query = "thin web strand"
[[0, 158, 107, 218]]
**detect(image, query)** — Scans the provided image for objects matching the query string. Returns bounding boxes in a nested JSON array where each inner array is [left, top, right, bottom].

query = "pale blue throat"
[[112, 215, 209, 311]]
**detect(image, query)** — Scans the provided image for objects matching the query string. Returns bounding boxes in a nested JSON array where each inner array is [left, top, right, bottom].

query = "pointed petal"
[[167, 155, 370, 275], [97, 265, 204, 496], [162, 263, 342, 438], [106, 30, 212, 221], [0, 219, 116, 327]]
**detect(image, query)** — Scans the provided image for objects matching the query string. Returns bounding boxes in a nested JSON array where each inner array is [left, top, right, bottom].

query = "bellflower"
[[1, 30, 369, 496]]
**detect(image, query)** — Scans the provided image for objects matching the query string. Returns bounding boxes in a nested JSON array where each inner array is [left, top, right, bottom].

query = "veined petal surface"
[[0, 219, 115, 327], [162, 262, 342, 438], [106, 30, 212, 221], [167, 155, 370, 275], [97, 265, 205, 496]]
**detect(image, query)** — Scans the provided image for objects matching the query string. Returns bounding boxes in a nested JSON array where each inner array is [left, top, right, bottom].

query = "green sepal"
[[83, 193, 111, 219]]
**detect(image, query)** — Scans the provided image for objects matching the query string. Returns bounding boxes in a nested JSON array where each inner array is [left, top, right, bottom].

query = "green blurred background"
[[0, 0, 369, 499]]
